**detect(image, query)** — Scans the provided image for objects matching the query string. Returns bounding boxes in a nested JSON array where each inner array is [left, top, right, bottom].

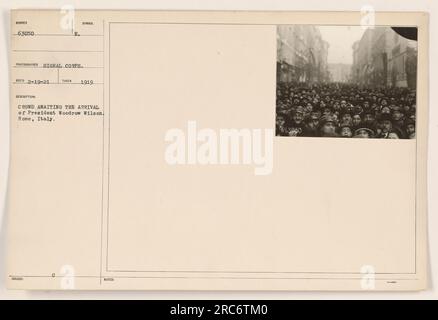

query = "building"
[[351, 27, 417, 88], [277, 26, 330, 84]]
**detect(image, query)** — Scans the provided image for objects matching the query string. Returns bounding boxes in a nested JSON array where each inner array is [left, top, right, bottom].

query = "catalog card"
[[7, 10, 429, 290]]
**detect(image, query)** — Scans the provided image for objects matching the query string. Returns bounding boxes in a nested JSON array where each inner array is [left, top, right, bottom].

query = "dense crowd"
[[276, 83, 416, 139]]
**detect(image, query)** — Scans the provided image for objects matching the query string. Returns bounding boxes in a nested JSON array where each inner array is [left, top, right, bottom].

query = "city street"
[[276, 26, 417, 138]]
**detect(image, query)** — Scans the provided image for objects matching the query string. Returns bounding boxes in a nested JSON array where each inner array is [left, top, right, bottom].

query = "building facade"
[[351, 27, 417, 88], [277, 26, 330, 84]]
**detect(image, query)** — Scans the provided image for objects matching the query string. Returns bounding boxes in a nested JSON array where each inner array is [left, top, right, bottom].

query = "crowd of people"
[[276, 83, 416, 139]]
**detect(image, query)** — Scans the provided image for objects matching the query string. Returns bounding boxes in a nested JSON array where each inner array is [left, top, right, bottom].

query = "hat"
[[339, 123, 352, 132], [339, 120, 352, 127], [294, 106, 305, 114], [404, 118, 415, 127], [318, 114, 336, 129], [389, 127, 405, 139], [354, 127, 375, 137], [353, 105, 363, 114], [378, 113, 393, 122]]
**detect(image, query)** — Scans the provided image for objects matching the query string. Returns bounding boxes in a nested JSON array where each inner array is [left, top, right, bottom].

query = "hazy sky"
[[318, 26, 366, 65]]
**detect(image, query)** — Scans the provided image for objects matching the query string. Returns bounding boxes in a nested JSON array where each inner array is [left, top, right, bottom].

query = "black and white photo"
[[276, 25, 418, 139]]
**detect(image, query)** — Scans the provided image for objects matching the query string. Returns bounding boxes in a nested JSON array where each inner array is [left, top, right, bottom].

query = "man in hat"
[[387, 130, 401, 139], [339, 124, 353, 138], [305, 102, 313, 114], [322, 106, 332, 117], [303, 114, 320, 137], [353, 105, 363, 115], [376, 113, 393, 138], [285, 107, 306, 137], [380, 105, 391, 115], [275, 114, 288, 136], [352, 114, 362, 130], [362, 111, 376, 126], [404, 119, 416, 139], [340, 112, 353, 127], [354, 127, 374, 139], [363, 100, 370, 111], [319, 114, 338, 138], [392, 109, 405, 128]]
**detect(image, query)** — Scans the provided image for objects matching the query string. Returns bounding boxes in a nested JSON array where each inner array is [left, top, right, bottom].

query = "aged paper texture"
[[7, 10, 428, 290]]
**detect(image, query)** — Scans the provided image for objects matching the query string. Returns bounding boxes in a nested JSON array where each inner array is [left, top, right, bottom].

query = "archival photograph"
[[276, 25, 418, 138]]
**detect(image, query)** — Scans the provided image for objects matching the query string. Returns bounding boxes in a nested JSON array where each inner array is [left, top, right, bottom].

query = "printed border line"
[[99, 19, 106, 286], [8, 275, 419, 281], [103, 21, 418, 278]]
